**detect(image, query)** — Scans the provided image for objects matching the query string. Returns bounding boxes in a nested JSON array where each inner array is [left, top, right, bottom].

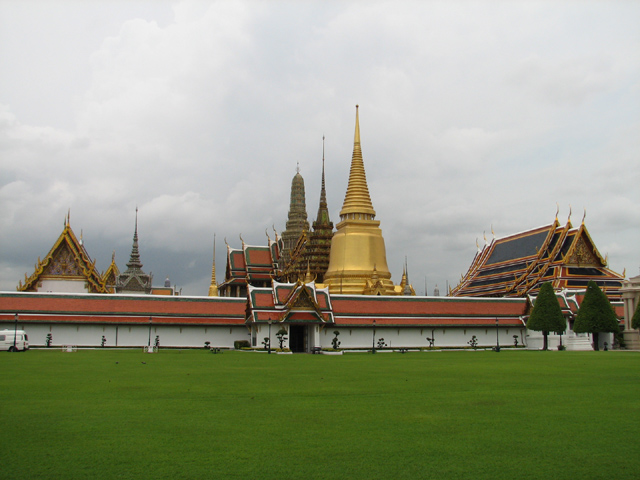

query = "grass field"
[[1, 349, 639, 479]]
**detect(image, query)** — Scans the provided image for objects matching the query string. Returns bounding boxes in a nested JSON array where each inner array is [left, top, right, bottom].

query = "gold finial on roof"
[[239, 234, 245, 248], [582, 208, 586, 225], [491, 224, 495, 238], [555, 203, 560, 222], [209, 234, 218, 296], [265, 228, 270, 242], [568, 204, 572, 223]]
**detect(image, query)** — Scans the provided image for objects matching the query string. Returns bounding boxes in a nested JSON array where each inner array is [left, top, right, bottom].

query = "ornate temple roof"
[[452, 213, 625, 301], [101, 252, 120, 293], [18, 214, 107, 294], [247, 280, 334, 324], [219, 236, 281, 294]]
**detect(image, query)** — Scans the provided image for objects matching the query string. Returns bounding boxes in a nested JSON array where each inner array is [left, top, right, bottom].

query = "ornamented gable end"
[[281, 283, 325, 323], [564, 224, 606, 267], [19, 223, 107, 293], [102, 259, 120, 293]]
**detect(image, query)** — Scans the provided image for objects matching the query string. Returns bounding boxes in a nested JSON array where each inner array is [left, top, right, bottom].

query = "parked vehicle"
[[0, 330, 30, 352]]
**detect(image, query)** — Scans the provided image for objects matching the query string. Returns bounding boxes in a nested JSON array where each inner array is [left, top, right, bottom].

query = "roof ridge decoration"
[[339, 105, 376, 220]]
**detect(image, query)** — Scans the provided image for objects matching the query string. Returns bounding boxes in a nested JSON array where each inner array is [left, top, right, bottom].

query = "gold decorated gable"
[[18, 220, 107, 293], [285, 285, 320, 311], [565, 226, 605, 267]]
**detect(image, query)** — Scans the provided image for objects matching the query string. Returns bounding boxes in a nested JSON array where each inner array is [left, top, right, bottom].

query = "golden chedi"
[[324, 106, 395, 295]]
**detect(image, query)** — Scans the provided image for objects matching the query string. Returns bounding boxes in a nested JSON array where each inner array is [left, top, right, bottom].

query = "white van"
[[0, 330, 30, 352]]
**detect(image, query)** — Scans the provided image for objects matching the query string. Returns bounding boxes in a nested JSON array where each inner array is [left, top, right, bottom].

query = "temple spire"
[[115, 208, 152, 293], [208, 234, 219, 296], [126, 207, 143, 272], [340, 105, 376, 220], [316, 136, 330, 224]]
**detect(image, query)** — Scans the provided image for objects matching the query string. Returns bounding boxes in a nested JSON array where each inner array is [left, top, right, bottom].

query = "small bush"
[[234, 340, 250, 350]]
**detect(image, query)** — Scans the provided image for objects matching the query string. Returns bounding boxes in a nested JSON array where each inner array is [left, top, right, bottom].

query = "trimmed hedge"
[[234, 340, 250, 349]]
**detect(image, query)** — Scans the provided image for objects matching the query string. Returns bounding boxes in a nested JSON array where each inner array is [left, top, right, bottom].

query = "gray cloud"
[[1, 1, 638, 295]]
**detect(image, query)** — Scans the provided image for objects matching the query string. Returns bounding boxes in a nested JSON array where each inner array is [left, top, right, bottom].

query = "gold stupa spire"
[[323, 105, 394, 295], [208, 234, 219, 297], [339, 105, 376, 220]]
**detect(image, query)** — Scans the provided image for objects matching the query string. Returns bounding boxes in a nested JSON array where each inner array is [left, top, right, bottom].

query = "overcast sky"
[[1, 0, 638, 296]]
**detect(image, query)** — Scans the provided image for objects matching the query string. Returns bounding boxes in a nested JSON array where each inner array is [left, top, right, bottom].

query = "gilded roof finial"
[[568, 204, 572, 224], [239, 234, 245, 248], [265, 228, 271, 243], [67, 208, 70, 227], [581, 208, 586, 225], [491, 224, 495, 238], [296, 161, 300, 174], [209, 234, 218, 296], [555, 203, 560, 222]]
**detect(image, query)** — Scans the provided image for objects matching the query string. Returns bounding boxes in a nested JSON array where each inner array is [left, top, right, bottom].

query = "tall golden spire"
[[340, 105, 376, 219], [323, 105, 394, 295], [208, 234, 218, 297]]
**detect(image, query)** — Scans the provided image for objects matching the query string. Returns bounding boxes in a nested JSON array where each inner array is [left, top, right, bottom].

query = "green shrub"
[[234, 340, 250, 349]]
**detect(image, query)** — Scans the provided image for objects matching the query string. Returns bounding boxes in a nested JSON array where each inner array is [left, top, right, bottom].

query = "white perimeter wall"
[[0, 323, 250, 348], [322, 326, 527, 349], [251, 324, 527, 350]]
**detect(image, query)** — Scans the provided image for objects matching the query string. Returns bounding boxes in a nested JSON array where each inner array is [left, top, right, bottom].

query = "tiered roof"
[[219, 237, 281, 296], [18, 215, 107, 294], [452, 215, 624, 301], [247, 280, 334, 324]]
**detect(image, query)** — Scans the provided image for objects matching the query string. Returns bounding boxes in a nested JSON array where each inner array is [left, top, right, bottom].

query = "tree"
[[574, 281, 620, 350], [632, 300, 640, 330], [527, 282, 566, 351]]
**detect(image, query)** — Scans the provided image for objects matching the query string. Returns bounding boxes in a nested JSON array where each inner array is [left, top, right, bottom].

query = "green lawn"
[[2, 349, 639, 479]]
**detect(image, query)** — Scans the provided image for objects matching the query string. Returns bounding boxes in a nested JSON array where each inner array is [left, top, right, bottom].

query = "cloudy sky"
[[1, 0, 638, 295]]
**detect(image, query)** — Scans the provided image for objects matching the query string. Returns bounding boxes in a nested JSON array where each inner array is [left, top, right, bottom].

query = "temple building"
[[7, 106, 634, 351], [323, 106, 397, 295], [18, 209, 177, 296], [451, 211, 625, 301]]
